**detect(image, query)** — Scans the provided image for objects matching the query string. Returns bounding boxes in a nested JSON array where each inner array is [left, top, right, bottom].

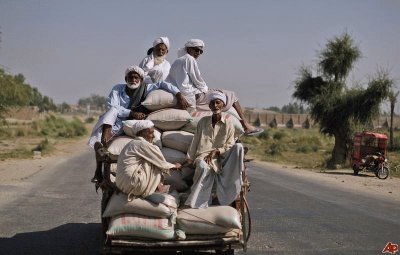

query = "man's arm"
[[106, 85, 131, 118], [187, 57, 208, 93]]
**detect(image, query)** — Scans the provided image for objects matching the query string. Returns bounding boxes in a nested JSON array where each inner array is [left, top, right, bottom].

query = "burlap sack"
[[181, 166, 195, 181], [103, 192, 178, 218], [147, 109, 192, 131], [107, 214, 175, 240], [161, 147, 186, 164], [164, 170, 189, 192], [141, 90, 177, 111], [107, 136, 133, 155], [177, 206, 241, 234], [162, 130, 194, 153]]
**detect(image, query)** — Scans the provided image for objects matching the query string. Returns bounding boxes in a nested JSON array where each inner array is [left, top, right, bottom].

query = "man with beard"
[[88, 65, 189, 186], [115, 120, 181, 200], [184, 91, 244, 209], [139, 36, 171, 84]]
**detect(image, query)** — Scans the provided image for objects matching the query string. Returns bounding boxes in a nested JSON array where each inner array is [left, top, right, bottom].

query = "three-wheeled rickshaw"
[[350, 131, 390, 179], [96, 142, 251, 255]]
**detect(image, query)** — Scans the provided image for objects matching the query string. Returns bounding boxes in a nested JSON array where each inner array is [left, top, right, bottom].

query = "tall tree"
[[388, 90, 399, 149], [293, 33, 393, 167]]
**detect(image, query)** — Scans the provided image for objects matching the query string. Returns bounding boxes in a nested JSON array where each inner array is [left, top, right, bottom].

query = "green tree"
[[78, 94, 106, 110], [293, 33, 393, 167], [388, 90, 399, 149]]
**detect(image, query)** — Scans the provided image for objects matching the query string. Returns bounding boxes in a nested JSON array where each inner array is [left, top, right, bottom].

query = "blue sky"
[[0, 0, 399, 111]]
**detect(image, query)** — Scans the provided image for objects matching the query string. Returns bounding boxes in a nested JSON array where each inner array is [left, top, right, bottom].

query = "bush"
[[85, 116, 96, 123], [266, 142, 285, 155], [32, 116, 87, 138], [273, 131, 286, 140], [32, 138, 54, 154], [257, 130, 270, 140]]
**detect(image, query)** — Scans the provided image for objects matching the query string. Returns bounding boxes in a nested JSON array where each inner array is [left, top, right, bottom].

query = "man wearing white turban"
[[184, 91, 244, 208], [115, 120, 182, 199], [88, 65, 189, 186], [139, 37, 171, 84], [166, 39, 263, 136]]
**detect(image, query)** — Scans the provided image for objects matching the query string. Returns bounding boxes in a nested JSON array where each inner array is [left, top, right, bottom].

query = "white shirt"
[[166, 53, 208, 105], [139, 54, 171, 84]]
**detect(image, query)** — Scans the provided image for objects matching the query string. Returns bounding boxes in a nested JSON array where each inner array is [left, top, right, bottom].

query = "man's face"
[[126, 71, 142, 86], [154, 43, 168, 57], [209, 99, 225, 114], [140, 127, 155, 143], [187, 47, 203, 59]]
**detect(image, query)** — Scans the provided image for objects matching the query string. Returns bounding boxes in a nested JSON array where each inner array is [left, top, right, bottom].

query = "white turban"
[[125, 65, 145, 79], [208, 91, 226, 105], [130, 120, 154, 135], [185, 39, 205, 48], [178, 39, 205, 58], [153, 37, 170, 50]]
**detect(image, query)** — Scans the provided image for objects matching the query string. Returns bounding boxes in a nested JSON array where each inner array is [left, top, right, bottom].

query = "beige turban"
[[153, 37, 170, 50], [130, 120, 154, 135], [208, 91, 226, 105], [125, 65, 145, 79]]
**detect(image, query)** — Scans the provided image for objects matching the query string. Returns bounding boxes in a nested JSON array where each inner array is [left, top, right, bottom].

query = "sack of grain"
[[181, 109, 244, 136], [106, 214, 175, 240], [162, 130, 193, 153], [177, 206, 241, 234], [141, 90, 177, 111], [181, 166, 195, 181], [103, 192, 178, 218], [161, 147, 187, 164], [164, 169, 189, 192], [147, 109, 192, 131], [107, 136, 133, 155]]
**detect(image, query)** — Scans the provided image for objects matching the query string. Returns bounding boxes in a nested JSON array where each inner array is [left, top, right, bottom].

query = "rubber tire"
[[376, 166, 389, 180]]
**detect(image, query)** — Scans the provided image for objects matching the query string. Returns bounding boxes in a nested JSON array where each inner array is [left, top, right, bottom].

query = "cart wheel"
[[376, 166, 389, 180], [240, 190, 251, 252]]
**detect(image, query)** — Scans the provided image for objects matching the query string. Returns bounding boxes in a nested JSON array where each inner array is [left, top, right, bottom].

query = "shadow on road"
[[0, 223, 102, 255], [321, 171, 374, 178]]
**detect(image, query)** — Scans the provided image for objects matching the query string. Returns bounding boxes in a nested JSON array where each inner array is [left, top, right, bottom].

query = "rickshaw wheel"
[[376, 166, 389, 180]]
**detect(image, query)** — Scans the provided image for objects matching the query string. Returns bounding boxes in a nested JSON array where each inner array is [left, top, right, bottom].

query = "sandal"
[[244, 127, 264, 136]]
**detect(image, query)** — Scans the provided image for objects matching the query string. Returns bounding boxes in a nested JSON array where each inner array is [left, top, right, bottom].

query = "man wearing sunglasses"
[[166, 39, 263, 136]]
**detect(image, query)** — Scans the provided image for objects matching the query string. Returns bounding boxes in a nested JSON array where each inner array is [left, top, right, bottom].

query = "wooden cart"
[[96, 145, 251, 255]]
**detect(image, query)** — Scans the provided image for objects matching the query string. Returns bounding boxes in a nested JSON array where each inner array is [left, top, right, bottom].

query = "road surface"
[[0, 147, 399, 254]]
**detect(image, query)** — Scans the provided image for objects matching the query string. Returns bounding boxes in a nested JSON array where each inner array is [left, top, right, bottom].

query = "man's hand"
[[129, 111, 146, 120], [170, 162, 182, 171], [204, 149, 220, 164], [176, 92, 190, 110]]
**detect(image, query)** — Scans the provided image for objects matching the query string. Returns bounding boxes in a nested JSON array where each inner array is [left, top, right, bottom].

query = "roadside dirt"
[[0, 137, 89, 183], [0, 137, 399, 203]]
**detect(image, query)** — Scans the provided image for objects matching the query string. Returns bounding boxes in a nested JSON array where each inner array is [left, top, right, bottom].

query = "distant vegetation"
[[264, 102, 309, 114], [0, 68, 57, 117], [78, 94, 107, 111]]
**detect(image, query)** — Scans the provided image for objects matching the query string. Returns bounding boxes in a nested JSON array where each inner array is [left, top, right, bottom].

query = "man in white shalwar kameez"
[[88, 65, 189, 186], [184, 91, 244, 209], [166, 39, 263, 136], [115, 120, 181, 200], [139, 37, 171, 84]]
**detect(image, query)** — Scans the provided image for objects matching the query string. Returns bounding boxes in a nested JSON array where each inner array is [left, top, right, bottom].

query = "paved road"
[[0, 149, 399, 255]]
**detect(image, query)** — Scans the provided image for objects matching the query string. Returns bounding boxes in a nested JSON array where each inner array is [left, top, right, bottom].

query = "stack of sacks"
[[103, 89, 244, 239], [104, 192, 181, 240], [177, 206, 242, 235]]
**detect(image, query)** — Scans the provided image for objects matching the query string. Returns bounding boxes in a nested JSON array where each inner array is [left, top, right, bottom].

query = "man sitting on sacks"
[[88, 65, 189, 187], [116, 120, 182, 200], [184, 91, 244, 209]]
